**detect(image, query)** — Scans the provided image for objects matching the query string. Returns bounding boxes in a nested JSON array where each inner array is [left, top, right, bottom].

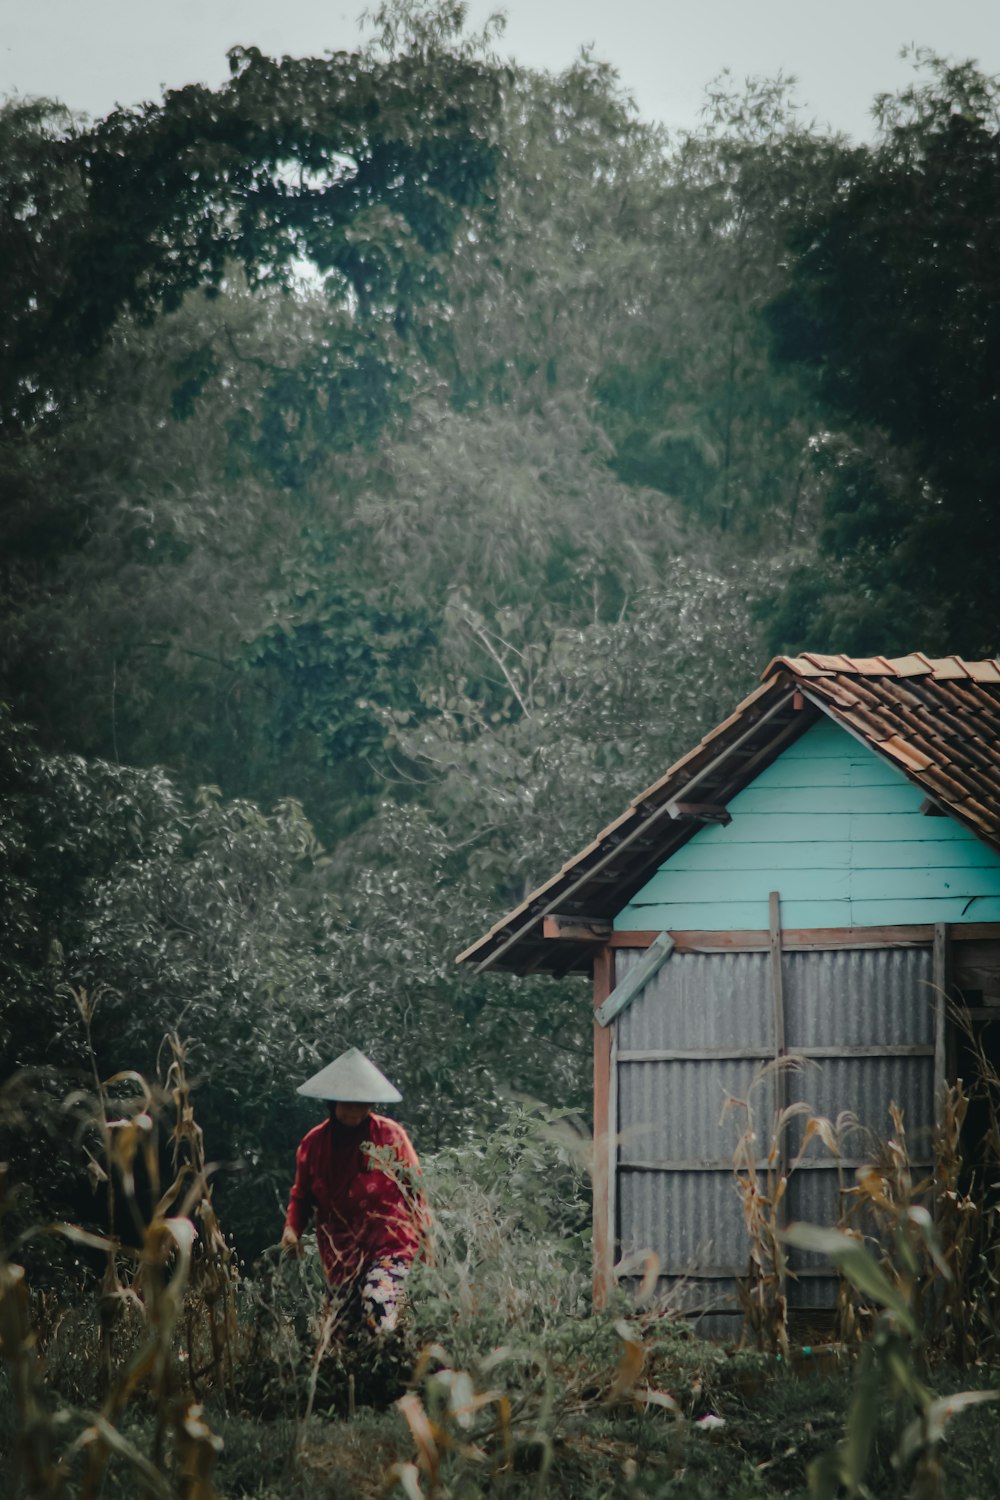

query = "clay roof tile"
[[914, 653, 970, 680], [760, 654, 825, 679], [802, 652, 856, 673], [885, 654, 933, 677], [836, 703, 896, 742], [965, 660, 1000, 684], [807, 678, 863, 710], [845, 655, 897, 675], [878, 679, 934, 711], [878, 735, 935, 772]]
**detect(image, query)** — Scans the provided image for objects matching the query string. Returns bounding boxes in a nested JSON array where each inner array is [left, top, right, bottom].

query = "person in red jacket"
[[280, 1047, 426, 1334]]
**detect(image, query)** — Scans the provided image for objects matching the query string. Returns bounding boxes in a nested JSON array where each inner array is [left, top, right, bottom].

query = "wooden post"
[[592, 944, 616, 1309], [768, 892, 788, 1201], [932, 922, 950, 1116], [768, 893, 787, 1068]]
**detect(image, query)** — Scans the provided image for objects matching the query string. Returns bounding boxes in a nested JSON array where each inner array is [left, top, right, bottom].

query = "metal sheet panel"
[[785, 1056, 935, 1161], [612, 944, 938, 1338], [617, 950, 773, 1051], [654, 1278, 742, 1325], [784, 947, 933, 1049], [618, 1169, 747, 1274], [786, 1277, 839, 1311], [618, 1059, 772, 1162]]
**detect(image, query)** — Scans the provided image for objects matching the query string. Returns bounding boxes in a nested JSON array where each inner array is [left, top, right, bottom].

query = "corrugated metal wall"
[[613, 944, 934, 1334]]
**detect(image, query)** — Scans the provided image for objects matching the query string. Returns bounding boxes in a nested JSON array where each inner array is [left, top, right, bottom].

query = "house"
[[457, 653, 1000, 1330]]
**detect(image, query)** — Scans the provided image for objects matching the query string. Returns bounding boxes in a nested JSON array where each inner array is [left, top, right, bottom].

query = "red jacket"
[[284, 1113, 424, 1285]]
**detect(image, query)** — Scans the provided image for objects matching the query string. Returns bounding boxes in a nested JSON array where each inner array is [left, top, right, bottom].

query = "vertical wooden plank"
[[769, 892, 787, 1063], [933, 921, 949, 1117], [769, 891, 788, 1199], [608, 1019, 619, 1296], [592, 944, 615, 1309]]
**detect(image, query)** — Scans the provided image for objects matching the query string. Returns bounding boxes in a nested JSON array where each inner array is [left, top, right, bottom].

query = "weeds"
[[5, 1035, 1000, 1498], [782, 1211, 998, 1499], [1, 995, 231, 1497]]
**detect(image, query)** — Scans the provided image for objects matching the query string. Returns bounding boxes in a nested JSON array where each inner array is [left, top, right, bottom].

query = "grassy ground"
[[8, 1348, 993, 1499], [4, 1104, 1000, 1497], [6, 1306, 996, 1499]]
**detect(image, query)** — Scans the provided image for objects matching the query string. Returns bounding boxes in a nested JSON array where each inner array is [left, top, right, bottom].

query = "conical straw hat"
[[296, 1046, 402, 1103]]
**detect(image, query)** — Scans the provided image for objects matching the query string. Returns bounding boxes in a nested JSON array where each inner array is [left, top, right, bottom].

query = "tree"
[[0, 18, 503, 815], [0, 709, 352, 1255], [0, 37, 500, 436], [765, 54, 1000, 655]]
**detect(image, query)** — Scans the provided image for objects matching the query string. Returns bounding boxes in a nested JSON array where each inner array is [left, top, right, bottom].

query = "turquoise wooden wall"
[[615, 716, 1000, 931]]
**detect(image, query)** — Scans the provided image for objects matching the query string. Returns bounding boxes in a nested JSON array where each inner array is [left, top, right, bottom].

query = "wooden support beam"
[[608, 924, 1000, 954], [769, 894, 786, 1064], [543, 915, 613, 942], [617, 1044, 935, 1063], [769, 891, 788, 1223], [592, 946, 615, 1311], [619, 1156, 933, 1175], [664, 800, 732, 825], [933, 921, 950, 1120], [640, 1265, 837, 1281], [595, 932, 675, 1027]]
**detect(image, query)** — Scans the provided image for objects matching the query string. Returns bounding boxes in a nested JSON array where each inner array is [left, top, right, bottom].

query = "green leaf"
[[897, 1390, 1000, 1465], [781, 1223, 917, 1335]]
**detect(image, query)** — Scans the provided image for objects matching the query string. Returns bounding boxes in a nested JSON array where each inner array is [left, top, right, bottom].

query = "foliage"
[[0, 1047, 230, 1498], [765, 53, 1000, 656], [4, 23, 1000, 1498], [593, 73, 845, 540], [0, 23, 501, 433], [783, 1207, 998, 1499], [7, 1051, 1000, 1498], [0, 712, 345, 1258], [722, 1061, 861, 1359]]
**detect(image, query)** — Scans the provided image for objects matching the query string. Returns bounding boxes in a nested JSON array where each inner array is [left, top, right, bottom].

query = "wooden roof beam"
[[543, 916, 613, 942], [665, 801, 732, 825], [471, 689, 797, 973]]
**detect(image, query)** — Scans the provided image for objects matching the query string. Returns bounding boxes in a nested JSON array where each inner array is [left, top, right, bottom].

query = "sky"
[[1, 0, 998, 141]]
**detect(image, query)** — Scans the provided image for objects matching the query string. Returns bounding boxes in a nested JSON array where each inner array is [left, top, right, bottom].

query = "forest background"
[[2, 0, 999, 1265]]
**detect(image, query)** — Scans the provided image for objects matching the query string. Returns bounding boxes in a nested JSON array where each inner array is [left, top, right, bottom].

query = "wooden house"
[[458, 653, 1000, 1330]]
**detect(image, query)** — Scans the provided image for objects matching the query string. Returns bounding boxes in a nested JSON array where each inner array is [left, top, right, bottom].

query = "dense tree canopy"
[[765, 54, 1000, 654]]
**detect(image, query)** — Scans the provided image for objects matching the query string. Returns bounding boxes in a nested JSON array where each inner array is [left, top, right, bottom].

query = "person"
[[280, 1047, 425, 1334]]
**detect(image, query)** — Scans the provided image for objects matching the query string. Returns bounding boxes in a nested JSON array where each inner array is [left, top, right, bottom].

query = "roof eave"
[[458, 674, 807, 975]]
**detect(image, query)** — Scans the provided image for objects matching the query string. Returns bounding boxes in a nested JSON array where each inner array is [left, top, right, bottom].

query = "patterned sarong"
[[358, 1254, 411, 1334]]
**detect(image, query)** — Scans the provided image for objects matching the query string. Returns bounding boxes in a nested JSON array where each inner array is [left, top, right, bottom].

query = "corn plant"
[[164, 1035, 239, 1397], [723, 1059, 859, 1357], [379, 1107, 693, 1498], [948, 1009, 1000, 1352], [71, 1062, 226, 1496], [0, 996, 235, 1498], [783, 1215, 998, 1500], [929, 1080, 979, 1363]]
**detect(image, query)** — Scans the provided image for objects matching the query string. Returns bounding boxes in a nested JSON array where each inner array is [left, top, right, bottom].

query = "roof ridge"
[[762, 653, 1000, 683]]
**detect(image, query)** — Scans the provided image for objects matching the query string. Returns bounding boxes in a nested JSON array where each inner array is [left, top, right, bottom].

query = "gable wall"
[[615, 717, 1000, 931]]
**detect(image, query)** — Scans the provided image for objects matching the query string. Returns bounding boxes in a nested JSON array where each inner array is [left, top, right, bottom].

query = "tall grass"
[[5, 1016, 1000, 1498], [1, 998, 232, 1497]]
